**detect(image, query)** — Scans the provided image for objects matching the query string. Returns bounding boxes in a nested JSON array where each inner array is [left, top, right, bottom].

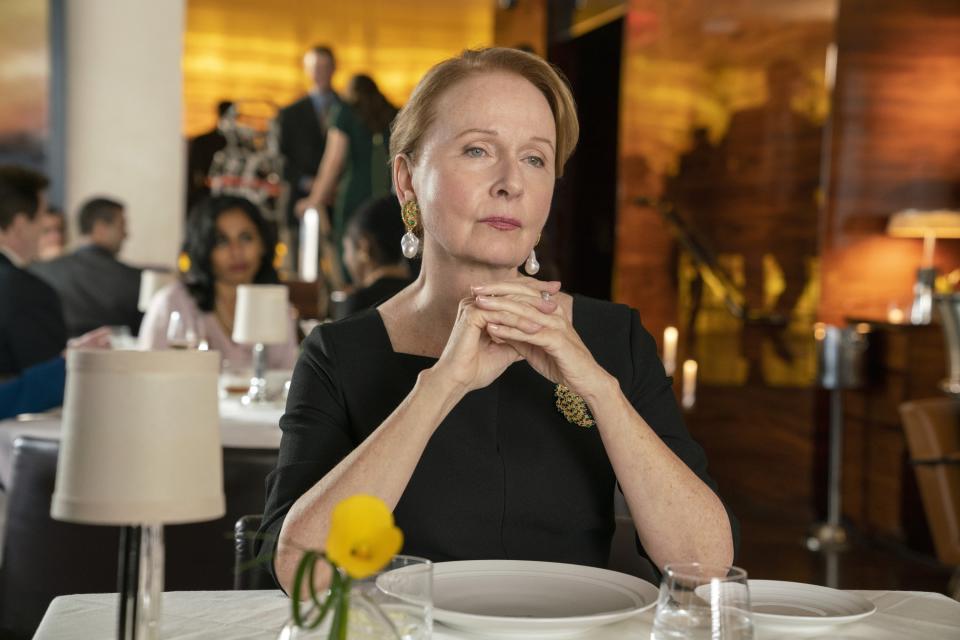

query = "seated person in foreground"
[[258, 47, 738, 595], [139, 195, 299, 369], [333, 195, 413, 319], [31, 196, 143, 336]]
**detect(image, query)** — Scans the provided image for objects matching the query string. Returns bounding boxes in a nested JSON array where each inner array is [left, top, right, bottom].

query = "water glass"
[[166, 310, 199, 349], [651, 563, 753, 640]]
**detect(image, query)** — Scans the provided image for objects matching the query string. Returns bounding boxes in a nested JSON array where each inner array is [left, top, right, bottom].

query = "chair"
[[899, 398, 960, 597], [164, 447, 278, 590], [233, 513, 275, 590], [0, 438, 116, 640], [0, 438, 278, 639]]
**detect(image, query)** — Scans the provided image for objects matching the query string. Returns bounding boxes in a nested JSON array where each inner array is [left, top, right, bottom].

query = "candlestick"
[[681, 359, 698, 409], [663, 326, 678, 376]]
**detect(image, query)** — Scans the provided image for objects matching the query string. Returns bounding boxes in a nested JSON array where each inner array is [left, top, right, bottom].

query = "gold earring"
[[401, 200, 420, 230], [401, 200, 422, 258]]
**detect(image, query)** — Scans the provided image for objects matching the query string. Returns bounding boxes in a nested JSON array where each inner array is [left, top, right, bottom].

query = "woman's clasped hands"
[[433, 276, 606, 399]]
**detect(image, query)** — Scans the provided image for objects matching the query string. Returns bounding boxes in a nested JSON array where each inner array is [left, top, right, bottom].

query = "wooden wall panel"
[[616, 0, 833, 387], [820, 0, 960, 324]]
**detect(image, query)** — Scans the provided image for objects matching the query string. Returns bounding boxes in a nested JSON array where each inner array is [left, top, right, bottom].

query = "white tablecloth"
[[32, 589, 960, 639]]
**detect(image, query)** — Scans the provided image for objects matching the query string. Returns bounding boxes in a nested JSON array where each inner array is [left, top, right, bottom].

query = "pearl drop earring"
[[524, 248, 540, 275]]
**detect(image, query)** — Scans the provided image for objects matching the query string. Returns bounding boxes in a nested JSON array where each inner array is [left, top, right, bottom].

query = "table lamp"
[[232, 284, 290, 405], [137, 270, 176, 313], [887, 209, 960, 324], [51, 350, 224, 640]]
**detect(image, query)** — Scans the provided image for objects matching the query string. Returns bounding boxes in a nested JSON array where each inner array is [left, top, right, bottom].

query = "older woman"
[[260, 48, 737, 594], [139, 195, 299, 369]]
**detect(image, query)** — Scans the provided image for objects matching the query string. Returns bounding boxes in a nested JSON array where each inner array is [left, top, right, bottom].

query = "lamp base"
[[910, 267, 937, 325], [240, 377, 270, 405], [240, 342, 271, 406], [118, 524, 164, 640]]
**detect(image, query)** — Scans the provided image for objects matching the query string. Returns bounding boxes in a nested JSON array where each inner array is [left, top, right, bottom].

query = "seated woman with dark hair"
[[334, 196, 413, 319], [139, 195, 299, 369]]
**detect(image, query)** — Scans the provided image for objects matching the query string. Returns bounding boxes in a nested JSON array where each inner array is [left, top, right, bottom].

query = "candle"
[[663, 326, 678, 376], [887, 305, 905, 325], [681, 359, 698, 409], [300, 208, 320, 282]]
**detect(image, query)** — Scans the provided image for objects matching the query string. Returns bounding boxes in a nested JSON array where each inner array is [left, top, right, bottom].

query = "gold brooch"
[[555, 384, 595, 428]]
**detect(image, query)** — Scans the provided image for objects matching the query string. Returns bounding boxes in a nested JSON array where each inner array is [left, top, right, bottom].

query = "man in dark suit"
[[0, 165, 67, 377], [31, 197, 142, 337], [277, 44, 341, 269], [187, 100, 233, 212]]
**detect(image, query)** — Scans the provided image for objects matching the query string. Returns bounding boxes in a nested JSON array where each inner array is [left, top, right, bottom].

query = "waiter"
[[277, 44, 341, 269]]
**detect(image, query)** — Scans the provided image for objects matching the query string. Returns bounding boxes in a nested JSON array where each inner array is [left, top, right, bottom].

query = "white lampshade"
[[51, 350, 225, 525], [232, 284, 290, 345], [137, 269, 176, 312]]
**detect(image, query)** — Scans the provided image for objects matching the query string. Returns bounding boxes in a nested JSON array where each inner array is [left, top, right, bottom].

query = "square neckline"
[[369, 293, 580, 360]]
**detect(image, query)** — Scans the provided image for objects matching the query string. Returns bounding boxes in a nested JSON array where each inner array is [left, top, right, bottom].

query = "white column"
[[64, 0, 185, 267]]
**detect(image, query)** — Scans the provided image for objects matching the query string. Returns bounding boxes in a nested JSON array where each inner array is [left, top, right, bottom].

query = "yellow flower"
[[325, 495, 403, 579]]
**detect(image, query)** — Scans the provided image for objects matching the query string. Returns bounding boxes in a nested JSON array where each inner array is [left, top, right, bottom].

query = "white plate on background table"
[[431, 560, 657, 638], [749, 580, 877, 634]]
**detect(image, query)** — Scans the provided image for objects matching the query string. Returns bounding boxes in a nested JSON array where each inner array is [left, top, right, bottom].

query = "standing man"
[[0, 165, 67, 377], [277, 44, 341, 269], [32, 197, 143, 337]]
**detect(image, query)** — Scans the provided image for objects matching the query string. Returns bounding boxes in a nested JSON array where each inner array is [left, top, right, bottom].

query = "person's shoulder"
[[153, 280, 191, 306], [573, 294, 637, 332], [1, 262, 59, 301], [304, 308, 385, 360], [29, 252, 74, 276], [279, 95, 312, 116]]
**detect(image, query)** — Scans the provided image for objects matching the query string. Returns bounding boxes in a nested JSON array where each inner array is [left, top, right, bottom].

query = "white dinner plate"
[[749, 580, 877, 634], [431, 560, 658, 638]]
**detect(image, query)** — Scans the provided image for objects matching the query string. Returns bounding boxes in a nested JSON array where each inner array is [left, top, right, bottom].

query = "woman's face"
[[209, 208, 265, 287], [406, 71, 556, 269]]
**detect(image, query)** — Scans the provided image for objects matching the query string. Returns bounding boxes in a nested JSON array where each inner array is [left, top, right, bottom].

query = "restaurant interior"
[[1, 0, 960, 638]]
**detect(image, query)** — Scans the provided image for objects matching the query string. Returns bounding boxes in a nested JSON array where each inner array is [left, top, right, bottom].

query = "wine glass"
[[166, 310, 199, 350], [651, 563, 753, 639]]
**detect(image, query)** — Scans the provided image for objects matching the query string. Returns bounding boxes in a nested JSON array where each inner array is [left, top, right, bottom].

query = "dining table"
[[31, 587, 960, 639]]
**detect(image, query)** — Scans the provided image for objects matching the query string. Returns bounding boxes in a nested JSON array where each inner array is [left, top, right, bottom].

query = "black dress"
[[257, 295, 738, 581], [334, 276, 412, 320]]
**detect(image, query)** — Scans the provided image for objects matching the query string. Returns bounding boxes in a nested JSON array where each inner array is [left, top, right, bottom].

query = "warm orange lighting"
[[183, 0, 494, 137]]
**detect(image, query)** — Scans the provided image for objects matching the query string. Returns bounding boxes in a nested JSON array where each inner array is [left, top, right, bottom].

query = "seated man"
[[0, 165, 67, 377], [32, 197, 143, 336], [0, 327, 111, 420]]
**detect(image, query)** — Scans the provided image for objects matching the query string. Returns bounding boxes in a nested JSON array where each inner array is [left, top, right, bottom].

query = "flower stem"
[[328, 574, 351, 640]]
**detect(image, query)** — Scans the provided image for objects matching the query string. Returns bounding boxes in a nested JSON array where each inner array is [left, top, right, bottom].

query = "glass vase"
[[278, 555, 432, 640]]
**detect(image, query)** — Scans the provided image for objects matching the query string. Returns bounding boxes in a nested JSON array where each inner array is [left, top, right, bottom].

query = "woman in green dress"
[[296, 74, 398, 277]]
